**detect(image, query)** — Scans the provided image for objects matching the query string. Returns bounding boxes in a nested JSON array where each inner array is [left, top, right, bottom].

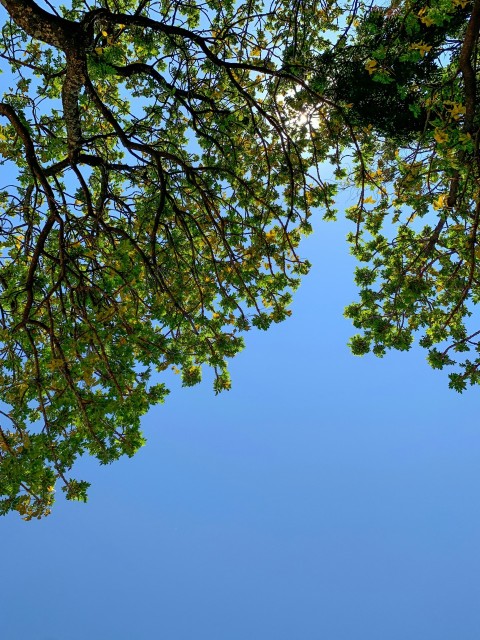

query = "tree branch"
[[0, 0, 76, 49]]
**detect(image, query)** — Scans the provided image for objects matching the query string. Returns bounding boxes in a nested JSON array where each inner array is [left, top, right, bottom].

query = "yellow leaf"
[[364, 59, 378, 75], [418, 8, 434, 26], [364, 196, 376, 204], [448, 103, 466, 120], [47, 358, 64, 371], [419, 16, 434, 26], [433, 194, 448, 210], [409, 42, 432, 57], [95, 47, 103, 55], [434, 129, 449, 144]]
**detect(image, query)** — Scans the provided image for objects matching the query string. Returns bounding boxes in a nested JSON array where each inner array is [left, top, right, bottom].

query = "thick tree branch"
[[459, 0, 480, 133], [0, 0, 76, 48], [62, 54, 87, 158]]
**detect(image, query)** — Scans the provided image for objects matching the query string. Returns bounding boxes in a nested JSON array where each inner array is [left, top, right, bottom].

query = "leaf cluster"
[[312, 0, 471, 141], [0, 0, 331, 517]]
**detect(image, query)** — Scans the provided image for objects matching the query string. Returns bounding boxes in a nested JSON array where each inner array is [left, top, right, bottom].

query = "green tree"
[[310, 1, 471, 140], [335, 0, 480, 393], [0, 0, 478, 519], [278, 0, 480, 394], [0, 0, 335, 518]]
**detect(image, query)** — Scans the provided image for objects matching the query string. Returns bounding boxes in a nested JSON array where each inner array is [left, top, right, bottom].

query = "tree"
[[274, 0, 480, 393], [310, 1, 470, 140], [0, 0, 335, 518], [335, 0, 480, 393], [0, 0, 478, 519]]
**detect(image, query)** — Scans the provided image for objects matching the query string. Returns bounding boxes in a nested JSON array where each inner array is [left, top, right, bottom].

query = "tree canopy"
[[0, 0, 478, 518]]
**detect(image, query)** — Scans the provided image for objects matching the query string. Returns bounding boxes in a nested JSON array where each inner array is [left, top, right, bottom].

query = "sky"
[[1, 1, 480, 637], [1, 201, 479, 639]]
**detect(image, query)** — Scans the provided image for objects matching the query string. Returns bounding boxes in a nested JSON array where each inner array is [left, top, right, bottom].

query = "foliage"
[[0, 0, 335, 518], [0, 0, 479, 518], [279, 0, 480, 397], [338, 0, 480, 393], [312, 1, 471, 140]]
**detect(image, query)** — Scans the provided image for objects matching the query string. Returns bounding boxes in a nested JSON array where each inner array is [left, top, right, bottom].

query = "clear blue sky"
[[1, 199, 479, 639]]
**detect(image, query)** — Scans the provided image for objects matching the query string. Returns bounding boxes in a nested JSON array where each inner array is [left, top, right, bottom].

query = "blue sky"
[[0, 2, 479, 634], [1, 201, 479, 639]]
